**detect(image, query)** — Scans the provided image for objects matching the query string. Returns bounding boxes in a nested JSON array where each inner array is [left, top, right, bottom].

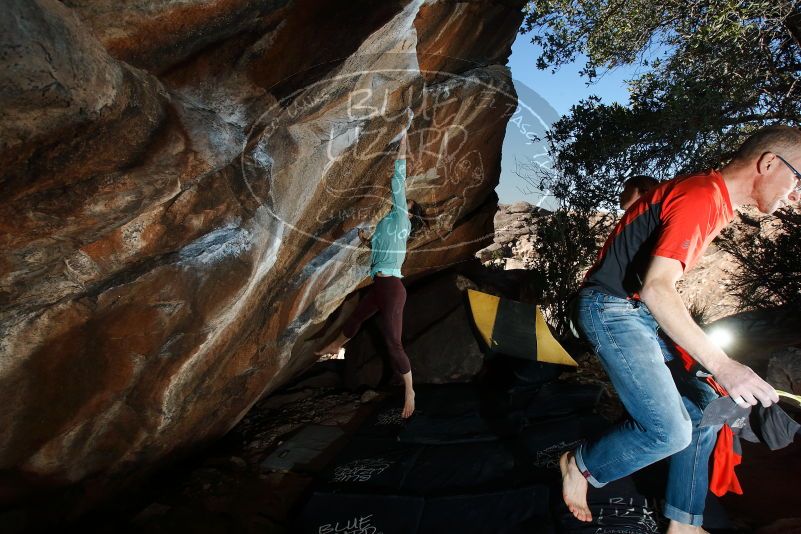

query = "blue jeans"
[[572, 288, 720, 527]]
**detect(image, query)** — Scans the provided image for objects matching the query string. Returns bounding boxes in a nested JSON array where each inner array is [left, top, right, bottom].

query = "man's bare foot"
[[559, 451, 592, 522], [314, 331, 349, 356], [666, 520, 709, 534], [402, 390, 415, 419]]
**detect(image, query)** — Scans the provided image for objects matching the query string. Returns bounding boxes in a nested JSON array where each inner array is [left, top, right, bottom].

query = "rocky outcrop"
[[0, 0, 525, 520], [477, 201, 542, 269]]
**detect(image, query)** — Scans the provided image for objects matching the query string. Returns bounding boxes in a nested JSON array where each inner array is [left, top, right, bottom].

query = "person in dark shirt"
[[561, 125, 801, 534], [619, 175, 659, 210]]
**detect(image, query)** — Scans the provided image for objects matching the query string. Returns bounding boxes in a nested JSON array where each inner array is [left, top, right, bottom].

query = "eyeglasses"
[[775, 154, 801, 194]]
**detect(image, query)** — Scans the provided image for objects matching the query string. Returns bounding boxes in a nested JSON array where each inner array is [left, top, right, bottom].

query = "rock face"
[[0, 0, 525, 520], [477, 202, 543, 270]]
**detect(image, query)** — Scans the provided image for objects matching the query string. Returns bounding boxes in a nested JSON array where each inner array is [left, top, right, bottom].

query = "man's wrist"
[[702, 353, 730, 376]]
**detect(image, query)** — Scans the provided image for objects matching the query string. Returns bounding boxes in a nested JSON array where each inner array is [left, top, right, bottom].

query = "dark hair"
[[733, 125, 801, 162], [408, 200, 426, 237], [623, 175, 659, 194]]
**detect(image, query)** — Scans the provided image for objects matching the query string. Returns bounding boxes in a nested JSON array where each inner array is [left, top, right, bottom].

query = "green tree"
[[517, 162, 612, 338], [522, 0, 801, 208], [718, 208, 801, 311], [521, 0, 801, 320], [530, 206, 611, 338]]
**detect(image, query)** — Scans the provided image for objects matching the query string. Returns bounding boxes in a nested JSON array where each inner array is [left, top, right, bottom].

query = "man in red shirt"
[[561, 125, 801, 533]]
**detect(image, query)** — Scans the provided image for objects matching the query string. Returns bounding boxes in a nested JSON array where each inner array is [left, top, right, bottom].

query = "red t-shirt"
[[584, 169, 734, 299]]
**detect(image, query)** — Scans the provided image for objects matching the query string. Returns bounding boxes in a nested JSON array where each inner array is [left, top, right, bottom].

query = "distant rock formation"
[[476, 201, 542, 270]]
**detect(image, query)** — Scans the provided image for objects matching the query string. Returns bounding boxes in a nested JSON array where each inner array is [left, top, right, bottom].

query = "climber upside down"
[[316, 108, 423, 419], [562, 125, 801, 534]]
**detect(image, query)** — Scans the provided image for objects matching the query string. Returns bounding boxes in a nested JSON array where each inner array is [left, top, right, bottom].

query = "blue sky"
[[496, 30, 637, 204]]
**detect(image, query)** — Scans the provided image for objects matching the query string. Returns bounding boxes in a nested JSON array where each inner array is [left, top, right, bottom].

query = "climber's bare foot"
[[666, 521, 709, 534], [402, 389, 415, 419], [560, 451, 592, 522], [314, 342, 341, 356], [314, 332, 349, 356]]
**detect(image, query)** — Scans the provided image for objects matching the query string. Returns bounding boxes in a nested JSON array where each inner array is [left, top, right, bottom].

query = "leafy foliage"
[[718, 208, 801, 311], [521, 0, 801, 319], [523, 0, 801, 208], [530, 206, 612, 337]]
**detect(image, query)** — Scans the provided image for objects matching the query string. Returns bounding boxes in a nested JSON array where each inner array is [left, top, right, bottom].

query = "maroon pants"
[[342, 276, 411, 375]]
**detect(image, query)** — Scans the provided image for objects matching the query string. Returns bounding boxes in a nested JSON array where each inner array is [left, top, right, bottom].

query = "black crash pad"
[[418, 485, 551, 534], [299, 492, 424, 534], [318, 437, 423, 493]]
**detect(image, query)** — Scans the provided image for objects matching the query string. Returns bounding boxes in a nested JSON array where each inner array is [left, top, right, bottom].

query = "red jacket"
[[673, 344, 742, 496]]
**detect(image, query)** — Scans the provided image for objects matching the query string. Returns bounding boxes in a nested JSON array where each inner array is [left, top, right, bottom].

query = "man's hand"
[[357, 228, 369, 244], [639, 255, 777, 408], [711, 358, 779, 408], [389, 107, 413, 157]]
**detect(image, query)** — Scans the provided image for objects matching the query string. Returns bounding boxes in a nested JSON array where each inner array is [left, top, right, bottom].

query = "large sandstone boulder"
[[0, 0, 525, 521]]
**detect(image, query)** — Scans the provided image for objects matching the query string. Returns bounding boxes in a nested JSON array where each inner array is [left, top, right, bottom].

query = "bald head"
[[732, 125, 801, 163], [724, 125, 801, 213]]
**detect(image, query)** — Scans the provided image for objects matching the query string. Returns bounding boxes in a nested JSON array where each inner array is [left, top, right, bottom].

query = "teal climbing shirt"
[[369, 158, 411, 278]]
